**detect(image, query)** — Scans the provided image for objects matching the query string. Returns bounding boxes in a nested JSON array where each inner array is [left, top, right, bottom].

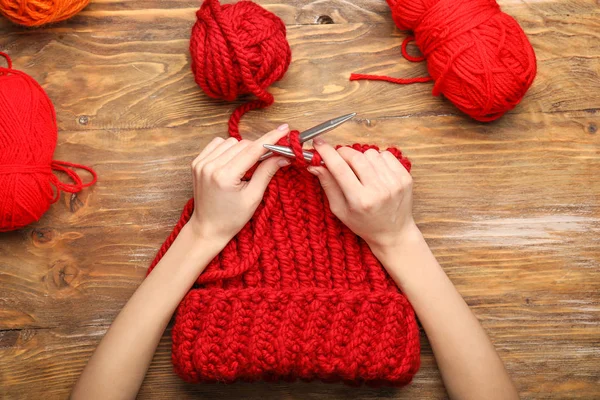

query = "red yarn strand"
[[0, 51, 12, 69], [350, 73, 433, 85], [350, 37, 433, 85], [401, 36, 426, 62], [49, 160, 98, 202]]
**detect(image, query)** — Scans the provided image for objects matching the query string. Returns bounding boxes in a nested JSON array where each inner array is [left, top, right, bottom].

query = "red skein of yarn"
[[0, 52, 97, 232], [190, 0, 292, 139], [350, 0, 537, 121]]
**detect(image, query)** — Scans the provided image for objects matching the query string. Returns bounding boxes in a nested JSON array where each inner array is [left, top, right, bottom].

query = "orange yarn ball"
[[0, 0, 89, 27]]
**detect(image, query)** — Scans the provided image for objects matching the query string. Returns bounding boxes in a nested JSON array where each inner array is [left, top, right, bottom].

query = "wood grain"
[[0, 0, 599, 398], [1, 12, 599, 132]]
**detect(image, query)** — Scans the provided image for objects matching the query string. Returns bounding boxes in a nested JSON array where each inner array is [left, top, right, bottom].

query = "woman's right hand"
[[308, 137, 419, 254]]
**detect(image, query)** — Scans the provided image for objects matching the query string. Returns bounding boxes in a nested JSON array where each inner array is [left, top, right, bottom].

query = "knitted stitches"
[[147, 138, 421, 385]]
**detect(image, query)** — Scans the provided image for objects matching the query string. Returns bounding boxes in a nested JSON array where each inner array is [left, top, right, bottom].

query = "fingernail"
[[277, 159, 291, 167], [313, 137, 325, 146], [277, 123, 289, 132], [307, 166, 320, 175]]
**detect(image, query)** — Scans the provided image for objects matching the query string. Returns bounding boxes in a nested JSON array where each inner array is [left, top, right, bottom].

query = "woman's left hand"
[[188, 124, 291, 246]]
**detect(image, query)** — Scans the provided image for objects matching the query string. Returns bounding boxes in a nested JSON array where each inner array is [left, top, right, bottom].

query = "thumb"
[[247, 157, 289, 195], [307, 166, 347, 215]]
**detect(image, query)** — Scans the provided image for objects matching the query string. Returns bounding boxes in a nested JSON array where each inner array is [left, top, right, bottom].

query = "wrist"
[[148, 223, 229, 289], [368, 222, 423, 260], [184, 219, 230, 251], [178, 223, 228, 262]]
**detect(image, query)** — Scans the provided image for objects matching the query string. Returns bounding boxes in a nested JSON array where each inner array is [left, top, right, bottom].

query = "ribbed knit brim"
[[148, 144, 420, 386]]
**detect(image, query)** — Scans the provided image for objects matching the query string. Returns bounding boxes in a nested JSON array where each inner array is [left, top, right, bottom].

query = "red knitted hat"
[[147, 135, 421, 386]]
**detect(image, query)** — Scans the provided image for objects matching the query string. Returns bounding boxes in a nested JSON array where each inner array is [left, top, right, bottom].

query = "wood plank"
[[2, 214, 599, 330], [0, 0, 597, 33], [0, 325, 445, 399], [1, 0, 599, 398], [0, 319, 597, 398], [1, 13, 599, 132]]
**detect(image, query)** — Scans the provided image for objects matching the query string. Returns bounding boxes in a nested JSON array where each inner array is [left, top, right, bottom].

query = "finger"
[[337, 147, 380, 187], [381, 151, 411, 179], [364, 149, 396, 188], [230, 124, 290, 175], [201, 137, 239, 165], [192, 137, 226, 167], [307, 166, 347, 215], [247, 156, 290, 194], [212, 140, 251, 168], [312, 138, 362, 196]]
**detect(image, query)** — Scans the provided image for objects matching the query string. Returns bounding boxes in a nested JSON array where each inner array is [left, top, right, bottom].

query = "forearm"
[[72, 224, 223, 400], [373, 226, 519, 400]]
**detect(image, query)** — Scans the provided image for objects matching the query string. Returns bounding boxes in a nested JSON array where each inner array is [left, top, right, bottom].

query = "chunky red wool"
[[190, 0, 291, 139], [350, 0, 537, 121], [147, 131, 420, 385], [0, 52, 96, 232]]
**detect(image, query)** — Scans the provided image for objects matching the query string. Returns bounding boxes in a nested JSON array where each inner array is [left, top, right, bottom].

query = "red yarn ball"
[[355, 0, 537, 121], [0, 52, 96, 232], [190, 0, 292, 138]]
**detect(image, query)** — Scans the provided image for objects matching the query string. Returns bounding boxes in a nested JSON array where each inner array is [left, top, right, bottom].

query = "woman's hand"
[[310, 138, 519, 400], [308, 137, 418, 253], [188, 124, 291, 246]]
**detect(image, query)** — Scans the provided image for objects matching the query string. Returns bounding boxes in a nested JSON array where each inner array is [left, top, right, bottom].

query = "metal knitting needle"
[[263, 144, 325, 166], [259, 112, 356, 161]]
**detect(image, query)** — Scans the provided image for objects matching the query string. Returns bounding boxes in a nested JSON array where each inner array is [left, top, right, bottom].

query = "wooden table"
[[1, 0, 598, 398]]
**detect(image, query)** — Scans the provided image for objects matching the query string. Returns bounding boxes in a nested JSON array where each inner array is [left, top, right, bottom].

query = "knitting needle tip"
[[263, 144, 325, 166], [263, 144, 295, 158], [259, 113, 356, 161], [299, 112, 357, 143]]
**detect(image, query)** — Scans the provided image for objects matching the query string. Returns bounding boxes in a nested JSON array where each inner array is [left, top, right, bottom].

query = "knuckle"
[[330, 204, 344, 217], [201, 162, 216, 177], [391, 182, 404, 195], [365, 149, 379, 158], [358, 196, 376, 211], [381, 188, 393, 200], [263, 166, 278, 179], [225, 137, 239, 146], [216, 180, 229, 190], [337, 147, 354, 158], [239, 140, 253, 150], [213, 169, 228, 182], [319, 179, 331, 188], [192, 159, 205, 175], [350, 152, 365, 164], [328, 159, 347, 173]]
